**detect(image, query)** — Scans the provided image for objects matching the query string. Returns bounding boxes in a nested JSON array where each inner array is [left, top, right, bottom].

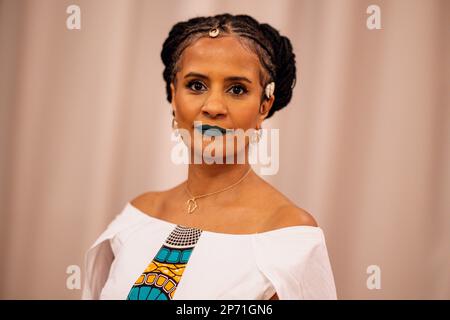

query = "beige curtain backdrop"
[[0, 0, 449, 299]]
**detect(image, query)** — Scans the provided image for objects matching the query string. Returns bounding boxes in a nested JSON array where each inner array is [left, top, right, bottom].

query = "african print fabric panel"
[[127, 225, 203, 300]]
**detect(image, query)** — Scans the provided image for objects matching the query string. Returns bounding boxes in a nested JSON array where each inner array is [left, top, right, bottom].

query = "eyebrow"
[[184, 72, 253, 84]]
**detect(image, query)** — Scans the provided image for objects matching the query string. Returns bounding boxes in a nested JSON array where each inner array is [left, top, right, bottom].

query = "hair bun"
[[259, 24, 297, 118]]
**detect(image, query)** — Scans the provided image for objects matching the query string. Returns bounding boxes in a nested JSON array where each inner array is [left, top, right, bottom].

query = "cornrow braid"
[[161, 13, 297, 120]]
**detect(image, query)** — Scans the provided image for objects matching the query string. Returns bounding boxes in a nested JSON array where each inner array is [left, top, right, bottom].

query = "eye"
[[228, 84, 248, 96], [186, 80, 207, 92]]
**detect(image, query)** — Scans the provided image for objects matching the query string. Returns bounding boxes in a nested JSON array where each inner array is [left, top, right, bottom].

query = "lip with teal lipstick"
[[194, 123, 234, 136]]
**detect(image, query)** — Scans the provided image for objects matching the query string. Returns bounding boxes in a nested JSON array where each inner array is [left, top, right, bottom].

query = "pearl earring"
[[250, 128, 261, 144], [172, 118, 180, 137]]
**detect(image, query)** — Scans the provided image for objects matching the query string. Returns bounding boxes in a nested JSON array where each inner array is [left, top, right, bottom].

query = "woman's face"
[[170, 35, 275, 163]]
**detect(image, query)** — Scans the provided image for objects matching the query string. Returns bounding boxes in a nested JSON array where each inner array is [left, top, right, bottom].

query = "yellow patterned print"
[[127, 225, 202, 300]]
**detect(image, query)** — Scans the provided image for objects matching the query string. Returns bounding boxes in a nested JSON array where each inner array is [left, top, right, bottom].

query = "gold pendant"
[[186, 198, 198, 214]]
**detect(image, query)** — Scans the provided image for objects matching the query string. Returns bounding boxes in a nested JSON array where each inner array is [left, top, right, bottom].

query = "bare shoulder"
[[251, 176, 318, 229], [261, 204, 318, 231], [130, 191, 161, 212], [129, 183, 183, 216], [276, 204, 318, 227]]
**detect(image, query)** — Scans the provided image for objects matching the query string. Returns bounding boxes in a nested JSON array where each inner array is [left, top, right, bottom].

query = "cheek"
[[230, 99, 261, 128], [174, 94, 201, 119]]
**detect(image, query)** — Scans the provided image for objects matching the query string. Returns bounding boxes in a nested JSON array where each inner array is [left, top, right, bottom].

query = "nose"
[[201, 89, 227, 119]]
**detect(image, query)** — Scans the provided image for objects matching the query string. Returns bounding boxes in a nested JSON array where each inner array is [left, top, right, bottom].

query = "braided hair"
[[161, 13, 297, 120]]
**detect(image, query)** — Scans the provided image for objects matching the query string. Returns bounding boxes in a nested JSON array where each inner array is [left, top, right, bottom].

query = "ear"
[[256, 95, 275, 128], [170, 82, 177, 115]]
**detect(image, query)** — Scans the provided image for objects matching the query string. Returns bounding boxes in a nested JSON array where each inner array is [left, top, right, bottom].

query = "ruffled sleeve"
[[251, 226, 337, 300], [81, 203, 148, 299]]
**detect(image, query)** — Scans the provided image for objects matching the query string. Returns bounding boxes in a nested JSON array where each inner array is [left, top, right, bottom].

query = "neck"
[[186, 162, 253, 197]]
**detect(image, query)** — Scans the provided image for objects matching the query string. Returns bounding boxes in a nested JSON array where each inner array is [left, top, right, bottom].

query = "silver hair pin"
[[209, 28, 220, 38], [265, 82, 275, 99]]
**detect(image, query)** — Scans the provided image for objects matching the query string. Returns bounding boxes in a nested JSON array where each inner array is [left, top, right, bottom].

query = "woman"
[[82, 13, 337, 300]]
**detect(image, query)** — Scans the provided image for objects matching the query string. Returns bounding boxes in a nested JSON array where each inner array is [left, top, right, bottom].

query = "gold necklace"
[[184, 167, 253, 214]]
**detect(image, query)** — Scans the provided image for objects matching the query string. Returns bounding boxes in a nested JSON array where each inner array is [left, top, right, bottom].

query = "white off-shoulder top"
[[82, 202, 337, 300]]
